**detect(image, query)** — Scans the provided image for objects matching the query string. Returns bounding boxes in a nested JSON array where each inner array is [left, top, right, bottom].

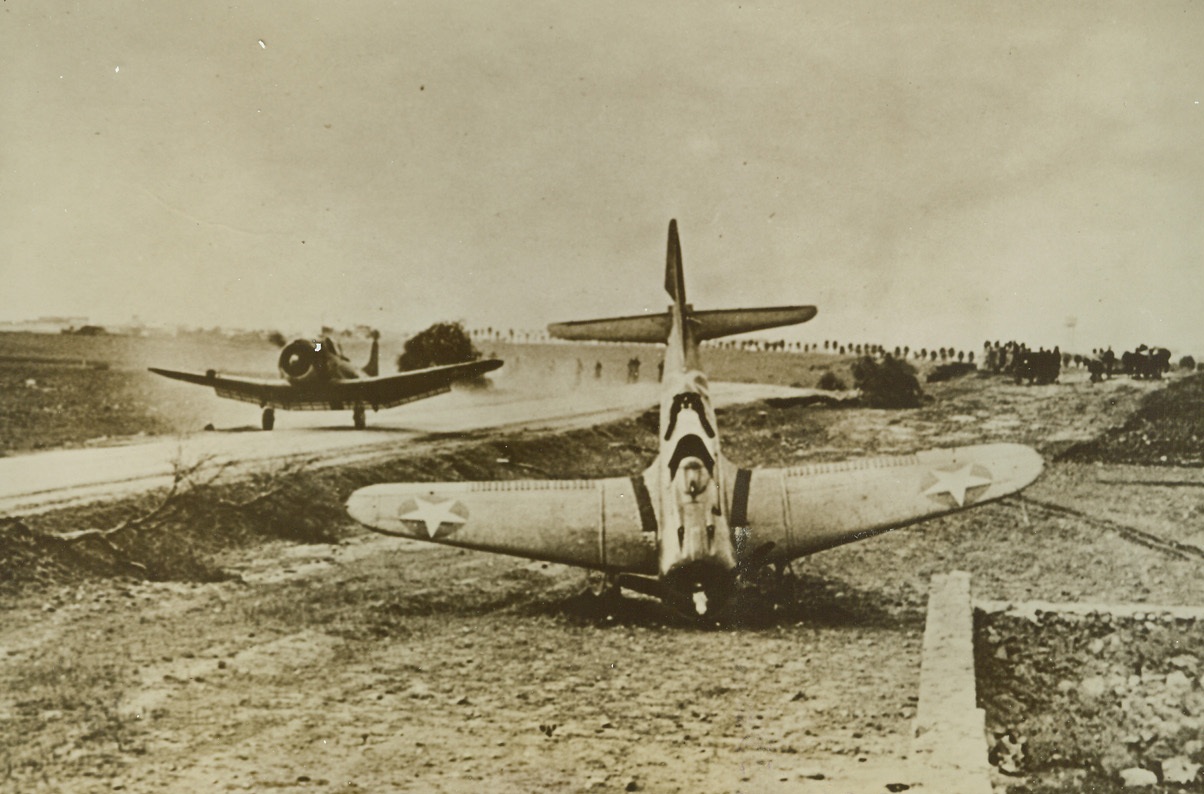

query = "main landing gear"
[[352, 405, 366, 430], [262, 407, 275, 430], [581, 571, 624, 617]]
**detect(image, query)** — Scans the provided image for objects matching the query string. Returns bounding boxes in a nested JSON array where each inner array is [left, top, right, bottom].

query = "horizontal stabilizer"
[[693, 306, 817, 340], [548, 305, 816, 344]]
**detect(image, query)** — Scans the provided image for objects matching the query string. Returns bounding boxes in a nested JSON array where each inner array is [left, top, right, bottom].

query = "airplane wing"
[[331, 359, 504, 410], [148, 368, 295, 407], [149, 359, 502, 411], [345, 476, 659, 574], [728, 443, 1043, 562]]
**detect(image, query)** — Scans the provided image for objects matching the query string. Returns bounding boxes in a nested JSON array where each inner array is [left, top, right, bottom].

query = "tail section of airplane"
[[664, 219, 694, 369], [693, 306, 818, 338], [363, 331, 380, 377], [547, 219, 817, 345], [665, 219, 687, 305]]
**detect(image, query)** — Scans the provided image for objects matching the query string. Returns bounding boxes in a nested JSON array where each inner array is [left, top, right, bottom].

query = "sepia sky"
[[3, 1, 1202, 352]]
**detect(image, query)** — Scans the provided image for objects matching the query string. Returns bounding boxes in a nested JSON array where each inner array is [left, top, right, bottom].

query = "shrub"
[[817, 370, 847, 391], [1180, 355, 1196, 371], [927, 362, 977, 383], [851, 355, 924, 408], [397, 322, 480, 371]]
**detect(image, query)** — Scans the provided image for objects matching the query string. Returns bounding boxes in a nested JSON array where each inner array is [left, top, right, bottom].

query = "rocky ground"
[[978, 609, 1204, 793], [0, 368, 1200, 792]]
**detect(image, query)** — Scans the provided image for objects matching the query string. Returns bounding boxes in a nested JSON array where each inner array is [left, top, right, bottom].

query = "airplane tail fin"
[[664, 219, 692, 360], [665, 219, 686, 306], [363, 331, 380, 377], [548, 220, 817, 344]]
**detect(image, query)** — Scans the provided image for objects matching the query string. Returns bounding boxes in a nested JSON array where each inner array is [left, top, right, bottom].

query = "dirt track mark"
[[1019, 495, 1204, 561]]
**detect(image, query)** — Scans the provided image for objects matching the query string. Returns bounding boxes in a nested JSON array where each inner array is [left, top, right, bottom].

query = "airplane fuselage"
[[652, 294, 738, 603], [278, 337, 367, 385]]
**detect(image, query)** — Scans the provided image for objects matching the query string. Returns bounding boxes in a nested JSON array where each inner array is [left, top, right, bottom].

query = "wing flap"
[[734, 444, 1043, 560], [346, 476, 657, 573]]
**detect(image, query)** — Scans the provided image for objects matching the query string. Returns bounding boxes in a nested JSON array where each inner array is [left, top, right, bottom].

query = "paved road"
[[0, 381, 813, 516]]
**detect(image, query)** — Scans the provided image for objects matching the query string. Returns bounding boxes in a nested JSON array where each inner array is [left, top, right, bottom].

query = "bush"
[[817, 370, 847, 391], [397, 322, 480, 371], [926, 362, 977, 383], [1180, 355, 1196, 371], [851, 355, 923, 408]]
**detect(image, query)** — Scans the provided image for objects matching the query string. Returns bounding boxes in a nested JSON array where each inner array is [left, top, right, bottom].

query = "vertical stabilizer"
[[665, 219, 686, 305], [663, 219, 697, 371], [363, 331, 380, 377]]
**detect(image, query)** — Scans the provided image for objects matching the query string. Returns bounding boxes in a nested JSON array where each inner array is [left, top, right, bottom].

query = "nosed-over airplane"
[[346, 221, 1043, 617], [151, 332, 503, 430]]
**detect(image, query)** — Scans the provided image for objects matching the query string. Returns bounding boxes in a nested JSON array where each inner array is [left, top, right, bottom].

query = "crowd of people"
[[983, 341, 1063, 385]]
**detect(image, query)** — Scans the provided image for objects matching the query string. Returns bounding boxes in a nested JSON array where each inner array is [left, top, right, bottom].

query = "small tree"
[[851, 355, 924, 408], [817, 370, 847, 391], [397, 322, 480, 371], [1181, 355, 1197, 371]]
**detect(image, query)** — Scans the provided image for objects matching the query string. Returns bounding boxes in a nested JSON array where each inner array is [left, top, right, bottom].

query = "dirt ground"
[[1, 364, 1201, 793]]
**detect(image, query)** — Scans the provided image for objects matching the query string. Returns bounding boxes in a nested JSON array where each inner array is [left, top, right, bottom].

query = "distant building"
[[63, 324, 108, 336]]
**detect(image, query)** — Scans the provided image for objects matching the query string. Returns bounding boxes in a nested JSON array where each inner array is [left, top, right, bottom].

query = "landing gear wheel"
[[583, 571, 622, 617], [353, 405, 366, 430], [770, 561, 798, 605], [585, 570, 619, 598], [262, 408, 275, 431]]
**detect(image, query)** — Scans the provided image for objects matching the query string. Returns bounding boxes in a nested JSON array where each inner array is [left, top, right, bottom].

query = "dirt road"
[[0, 381, 811, 517]]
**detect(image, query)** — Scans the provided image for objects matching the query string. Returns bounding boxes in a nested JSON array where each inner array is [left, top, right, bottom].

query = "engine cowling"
[[278, 339, 326, 384]]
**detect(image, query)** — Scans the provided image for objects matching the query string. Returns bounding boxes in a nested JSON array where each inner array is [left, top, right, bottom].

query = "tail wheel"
[[353, 405, 366, 429], [262, 408, 275, 431]]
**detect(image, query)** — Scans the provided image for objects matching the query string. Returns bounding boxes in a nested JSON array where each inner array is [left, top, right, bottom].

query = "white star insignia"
[[923, 464, 992, 507], [399, 496, 467, 538]]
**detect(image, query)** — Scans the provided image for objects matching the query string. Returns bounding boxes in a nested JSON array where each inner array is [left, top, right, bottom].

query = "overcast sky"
[[3, 1, 1201, 352]]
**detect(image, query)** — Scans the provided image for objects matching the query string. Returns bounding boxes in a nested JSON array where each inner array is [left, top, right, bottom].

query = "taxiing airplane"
[[151, 332, 502, 430], [346, 221, 1043, 616]]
